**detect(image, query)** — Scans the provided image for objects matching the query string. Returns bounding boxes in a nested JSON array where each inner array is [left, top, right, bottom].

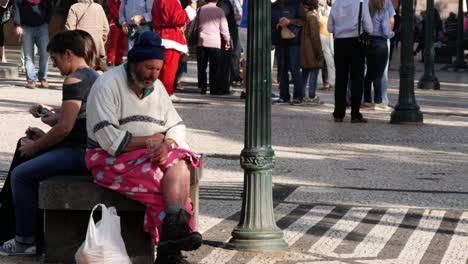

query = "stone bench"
[[0, 62, 19, 79], [38, 158, 203, 264]]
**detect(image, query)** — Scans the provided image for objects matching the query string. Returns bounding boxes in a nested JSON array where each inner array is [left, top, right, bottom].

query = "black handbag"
[[357, 0, 370, 47], [187, 9, 201, 46]]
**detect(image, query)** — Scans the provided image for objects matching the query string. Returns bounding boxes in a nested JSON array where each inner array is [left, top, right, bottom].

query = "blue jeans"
[[22, 24, 49, 82], [127, 23, 152, 51], [381, 39, 390, 105], [279, 44, 303, 101], [364, 38, 388, 104], [11, 146, 87, 243], [302, 68, 319, 98]]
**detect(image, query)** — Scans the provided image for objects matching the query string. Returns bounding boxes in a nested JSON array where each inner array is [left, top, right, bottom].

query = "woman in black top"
[[0, 31, 99, 256]]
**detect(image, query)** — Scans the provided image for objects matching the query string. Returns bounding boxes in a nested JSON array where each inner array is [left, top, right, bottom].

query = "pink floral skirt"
[[85, 148, 201, 244]]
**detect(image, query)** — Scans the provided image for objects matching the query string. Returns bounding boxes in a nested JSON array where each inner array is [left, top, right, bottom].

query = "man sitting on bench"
[[85, 31, 202, 264]]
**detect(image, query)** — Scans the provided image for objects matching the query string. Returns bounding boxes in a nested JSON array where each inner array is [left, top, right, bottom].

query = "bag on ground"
[[75, 204, 131, 264]]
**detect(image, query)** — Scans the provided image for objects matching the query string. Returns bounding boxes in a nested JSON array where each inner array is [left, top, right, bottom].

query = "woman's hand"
[[25, 127, 45, 141], [29, 104, 54, 118], [19, 138, 39, 158]]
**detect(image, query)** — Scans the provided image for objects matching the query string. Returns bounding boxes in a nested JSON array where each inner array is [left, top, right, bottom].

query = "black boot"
[[154, 245, 191, 264], [159, 209, 203, 251]]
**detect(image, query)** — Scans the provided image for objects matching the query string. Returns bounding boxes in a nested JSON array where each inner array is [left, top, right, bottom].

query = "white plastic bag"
[[75, 204, 132, 264]]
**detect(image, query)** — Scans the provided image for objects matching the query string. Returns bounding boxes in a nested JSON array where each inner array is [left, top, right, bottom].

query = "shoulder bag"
[[357, 0, 370, 47], [187, 8, 201, 46]]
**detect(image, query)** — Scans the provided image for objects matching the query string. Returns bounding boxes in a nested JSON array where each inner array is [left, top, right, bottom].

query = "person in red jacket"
[[106, 0, 127, 66], [152, 0, 196, 101]]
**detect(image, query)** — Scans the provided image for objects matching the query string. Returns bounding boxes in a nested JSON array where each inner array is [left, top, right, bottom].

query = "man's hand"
[[15, 26, 23, 36], [25, 127, 45, 141], [19, 138, 39, 158], [149, 141, 172, 165], [225, 40, 231, 50], [121, 21, 129, 34], [131, 15, 144, 25]]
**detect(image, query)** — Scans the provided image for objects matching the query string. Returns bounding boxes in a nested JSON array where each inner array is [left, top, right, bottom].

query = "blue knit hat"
[[128, 31, 165, 62]]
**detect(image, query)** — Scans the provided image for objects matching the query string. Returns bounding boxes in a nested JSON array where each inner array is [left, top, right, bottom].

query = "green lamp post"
[[453, 0, 467, 69], [226, 0, 288, 252], [391, 0, 423, 124], [417, 0, 440, 90]]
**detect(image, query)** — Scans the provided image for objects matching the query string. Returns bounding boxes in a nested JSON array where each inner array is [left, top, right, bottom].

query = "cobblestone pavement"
[[0, 46, 468, 263]]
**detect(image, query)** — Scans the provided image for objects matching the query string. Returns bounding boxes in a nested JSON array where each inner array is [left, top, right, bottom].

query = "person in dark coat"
[[216, 0, 237, 94]]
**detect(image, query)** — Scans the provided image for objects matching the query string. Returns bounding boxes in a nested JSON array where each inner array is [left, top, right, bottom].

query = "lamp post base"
[[417, 75, 440, 90], [227, 231, 288, 252], [390, 105, 423, 124]]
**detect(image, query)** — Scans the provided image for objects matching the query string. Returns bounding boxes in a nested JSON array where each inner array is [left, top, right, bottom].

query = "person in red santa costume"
[[152, 0, 197, 101], [106, 0, 127, 66]]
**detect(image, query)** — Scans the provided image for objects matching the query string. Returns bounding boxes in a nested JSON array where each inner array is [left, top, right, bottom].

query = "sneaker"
[[374, 103, 390, 111], [39, 79, 49, 88], [304, 96, 320, 104], [291, 99, 304, 105], [170, 95, 181, 102], [272, 98, 290, 105], [271, 93, 280, 102], [334, 117, 344, 123], [25, 81, 36, 89], [0, 239, 36, 256]]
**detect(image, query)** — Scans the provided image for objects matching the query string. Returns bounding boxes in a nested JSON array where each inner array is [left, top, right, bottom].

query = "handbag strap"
[[76, 2, 93, 28], [358, 0, 363, 36]]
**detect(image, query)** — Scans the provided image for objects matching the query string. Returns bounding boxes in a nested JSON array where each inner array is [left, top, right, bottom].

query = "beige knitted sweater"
[[65, 0, 110, 57]]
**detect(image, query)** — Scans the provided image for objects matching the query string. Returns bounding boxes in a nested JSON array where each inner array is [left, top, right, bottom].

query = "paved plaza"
[[0, 46, 467, 263]]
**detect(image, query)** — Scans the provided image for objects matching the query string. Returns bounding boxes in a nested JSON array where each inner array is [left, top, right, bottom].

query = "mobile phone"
[[36, 108, 50, 118]]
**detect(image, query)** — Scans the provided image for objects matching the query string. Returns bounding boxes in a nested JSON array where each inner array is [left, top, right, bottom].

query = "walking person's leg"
[[289, 45, 304, 103], [106, 24, 119, 65], [278, 44, 291, 102], [0, 13, 6, 63], [349, 39, 366, 121], [115, 28, 127, 66], [22, 26, 37, 87], [381, 39, 391, 106], [308, 69, 319, 99], [373, 40, 389, 105], [302, 68, 310, 98], [364, 48, 377, 104], [197, 47, 209, 94], [208, 48, 221, 94], [36, 24, 49, 87], [159, 49, 181, 97], [333, 38, 350, 120]]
